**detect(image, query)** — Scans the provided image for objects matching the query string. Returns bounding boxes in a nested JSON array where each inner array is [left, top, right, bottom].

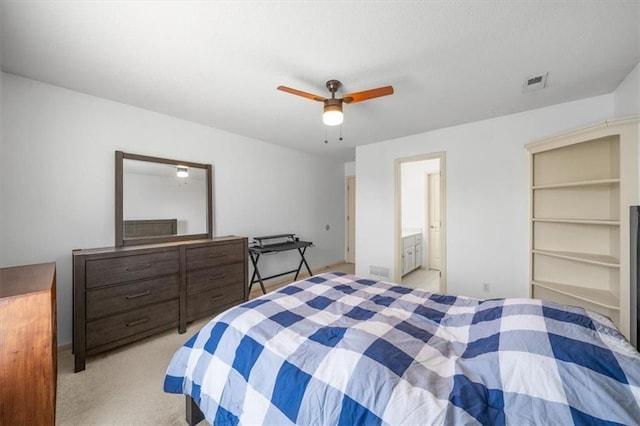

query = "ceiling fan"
[[277, 80, 394, 126]]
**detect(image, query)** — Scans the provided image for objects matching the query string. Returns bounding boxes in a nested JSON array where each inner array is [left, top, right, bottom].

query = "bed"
[[164, 272, 640, 425]]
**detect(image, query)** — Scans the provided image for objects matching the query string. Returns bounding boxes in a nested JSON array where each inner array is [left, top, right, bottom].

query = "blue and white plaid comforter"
[[164, 273, 640, 425]]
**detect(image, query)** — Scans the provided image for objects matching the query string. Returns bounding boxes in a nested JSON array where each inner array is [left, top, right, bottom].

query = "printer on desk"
[[251, 233, 299, 248]]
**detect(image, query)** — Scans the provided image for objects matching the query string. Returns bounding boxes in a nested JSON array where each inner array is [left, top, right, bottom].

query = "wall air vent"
[[522, 72, 548, 92], [369, 265, 390, 278]]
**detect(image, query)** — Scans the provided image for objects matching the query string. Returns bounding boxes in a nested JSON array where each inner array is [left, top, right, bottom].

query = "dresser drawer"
[[187, 284, 244, 321], [187, 263, 244, 296], [187, 242, 245, 270], [86, 299, 179, 349], [86, 275, 179, 320], [85, 250, 179, 288]]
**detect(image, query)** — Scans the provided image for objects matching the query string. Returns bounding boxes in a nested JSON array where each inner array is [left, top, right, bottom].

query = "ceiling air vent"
[[522, 72, 548, 92]]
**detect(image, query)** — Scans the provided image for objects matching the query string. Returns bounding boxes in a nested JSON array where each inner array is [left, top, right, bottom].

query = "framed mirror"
[[115, 151, 213, 247]]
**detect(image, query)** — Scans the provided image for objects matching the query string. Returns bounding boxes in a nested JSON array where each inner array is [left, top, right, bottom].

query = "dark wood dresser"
[[73, 237, 247, 372], [0, 262, 57, 425]]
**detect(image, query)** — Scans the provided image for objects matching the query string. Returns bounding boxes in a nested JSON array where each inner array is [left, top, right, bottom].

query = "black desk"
[[249, 238, 313, 294]]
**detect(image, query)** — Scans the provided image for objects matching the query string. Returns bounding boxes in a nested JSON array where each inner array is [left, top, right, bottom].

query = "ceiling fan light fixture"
[[323, 99, 343, 126]]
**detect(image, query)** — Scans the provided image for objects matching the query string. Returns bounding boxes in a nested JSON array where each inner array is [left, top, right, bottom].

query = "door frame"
[[345, 175, 356, 263], [394, 152, 447, 290], [426, 172, 441, 271]]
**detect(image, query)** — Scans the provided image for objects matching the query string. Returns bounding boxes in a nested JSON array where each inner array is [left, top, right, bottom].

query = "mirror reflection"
[[115, 150, 212, 247], [123, 159, 208, 239]]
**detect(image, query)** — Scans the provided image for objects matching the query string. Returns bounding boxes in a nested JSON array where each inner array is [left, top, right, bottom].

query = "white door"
[[428, 173, 441, 270], [346, 176, 356, 263]]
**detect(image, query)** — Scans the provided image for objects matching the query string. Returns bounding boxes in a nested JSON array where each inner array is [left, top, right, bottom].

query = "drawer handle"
[[209, 253, 226, 258], [126, 263, 151, 272], [126, 317, 150, 327], [125, 290, 151, 299], [209, 273, 226, 280], [210, 293, 224, 302]]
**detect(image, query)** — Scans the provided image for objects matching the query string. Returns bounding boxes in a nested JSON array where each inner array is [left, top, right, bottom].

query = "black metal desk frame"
[[249, 234, 313, 294]]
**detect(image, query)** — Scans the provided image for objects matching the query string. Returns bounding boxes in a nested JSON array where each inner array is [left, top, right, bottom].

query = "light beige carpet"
[[56, 317, 210, 426]]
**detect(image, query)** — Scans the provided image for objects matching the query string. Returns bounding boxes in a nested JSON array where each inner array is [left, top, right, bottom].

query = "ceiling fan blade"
[[277, 86, 327, 102], [342, 86, 394, 104]]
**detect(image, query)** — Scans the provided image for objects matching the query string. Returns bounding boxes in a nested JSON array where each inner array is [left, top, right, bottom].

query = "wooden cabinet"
[[403, 246, 415, 275], [415, 236, 423, 268], [0, 262, 57, 425], [526, 117, 639, 339], [73, 237, 247, 372], [401, 232, 423, 276]]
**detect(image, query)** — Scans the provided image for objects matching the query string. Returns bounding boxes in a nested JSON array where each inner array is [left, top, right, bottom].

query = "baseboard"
[[58, 342, 72, 353]]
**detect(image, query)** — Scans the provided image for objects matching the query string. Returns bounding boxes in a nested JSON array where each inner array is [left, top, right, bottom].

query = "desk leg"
[[249, 252, 267, 295], [294, 247, 313, 281], [249, 253, 259, 292]]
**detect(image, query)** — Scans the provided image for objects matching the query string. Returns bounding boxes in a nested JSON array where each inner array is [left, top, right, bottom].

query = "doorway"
[[394, 152, 446, 292]]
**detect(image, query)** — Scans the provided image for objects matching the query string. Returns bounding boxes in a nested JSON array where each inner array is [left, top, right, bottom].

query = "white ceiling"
[[1, 1, 638, 162]]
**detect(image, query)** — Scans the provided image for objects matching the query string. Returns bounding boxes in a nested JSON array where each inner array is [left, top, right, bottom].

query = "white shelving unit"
[[526, 117, 639, 339]]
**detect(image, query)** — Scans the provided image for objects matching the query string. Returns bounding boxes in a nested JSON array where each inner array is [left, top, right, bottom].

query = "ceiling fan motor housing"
[[326, 79, 342, 95], [324, 98, 343, 114], [324, 98, 342, 110]]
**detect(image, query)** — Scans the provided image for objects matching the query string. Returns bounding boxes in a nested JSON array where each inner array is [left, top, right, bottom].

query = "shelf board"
[[532, 218, 620, 226], [533, 178, 619, 190], [532, 280, 620, 310], [532, 250, 619, 268]]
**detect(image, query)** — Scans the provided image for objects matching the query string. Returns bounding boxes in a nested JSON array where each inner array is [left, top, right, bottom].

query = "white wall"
[[1, 73, 346, 346], [0, 74, 3, 266], [344, 161, 355, 177], [356, 94, 614, 299], [613, 62, 640, 118], [401, 162, 424, 232], [0, 17, 4, 266], [401, 159, 439, 230]]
